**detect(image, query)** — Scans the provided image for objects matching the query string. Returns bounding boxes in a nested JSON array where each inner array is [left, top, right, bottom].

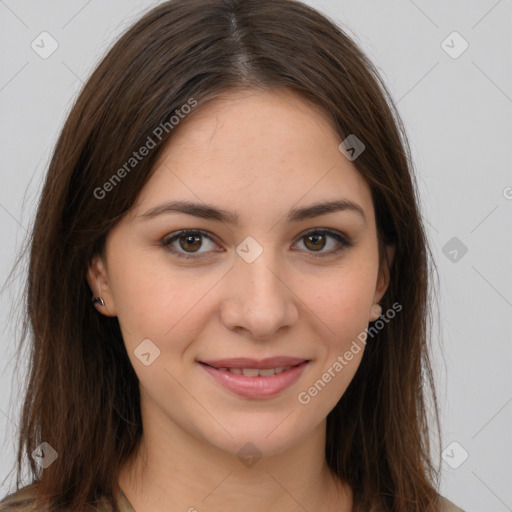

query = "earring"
[[92, 297, 105, 306], [371, 303, 382, 319]]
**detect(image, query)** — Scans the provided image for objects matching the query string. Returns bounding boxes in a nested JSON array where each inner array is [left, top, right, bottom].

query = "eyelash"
[[160, 228, 352, 260]]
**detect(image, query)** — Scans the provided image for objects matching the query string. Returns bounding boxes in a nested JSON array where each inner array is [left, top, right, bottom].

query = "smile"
[[198, 359, 310, 399], [206, 365, 295, 376]]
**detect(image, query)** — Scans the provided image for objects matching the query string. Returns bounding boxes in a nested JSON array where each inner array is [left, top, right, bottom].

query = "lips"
[[197, 356, 310, 398]]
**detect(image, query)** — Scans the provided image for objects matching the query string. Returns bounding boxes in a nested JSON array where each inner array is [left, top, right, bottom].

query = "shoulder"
[[0, 484, 127, 512], [440, 495, 466, 512], [0, 483, 42, 512]]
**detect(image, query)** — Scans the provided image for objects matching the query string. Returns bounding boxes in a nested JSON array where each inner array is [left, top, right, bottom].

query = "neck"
[[118, 411, 352, 511]]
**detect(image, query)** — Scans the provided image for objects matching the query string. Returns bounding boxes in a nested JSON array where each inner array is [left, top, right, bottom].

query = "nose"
[[219, 250, 299, 340]]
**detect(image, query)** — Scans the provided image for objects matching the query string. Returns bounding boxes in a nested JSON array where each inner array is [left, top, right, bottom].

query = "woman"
[[0, 0, 464, 510]]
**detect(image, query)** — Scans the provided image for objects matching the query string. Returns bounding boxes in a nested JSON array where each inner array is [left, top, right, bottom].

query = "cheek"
[[107, 245, 168, 338], [296, 274, 372, 415], [108, 247, 217, 352], [308, 265, 376, 336], [301, 260, 376, 402], [108, 228, 378, 356]]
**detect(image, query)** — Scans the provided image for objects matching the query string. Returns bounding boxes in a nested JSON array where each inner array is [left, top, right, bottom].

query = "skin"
[[88, 87, 395, 512]]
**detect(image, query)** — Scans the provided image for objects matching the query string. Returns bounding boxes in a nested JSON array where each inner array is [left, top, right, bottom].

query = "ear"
[[373, 244, 395, 305], [86, 254, 117, 317]]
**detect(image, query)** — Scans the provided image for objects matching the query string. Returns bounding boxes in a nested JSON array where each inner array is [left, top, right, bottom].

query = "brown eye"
[[178, 233, 203, 252], [161, 230, 220, 260], [303, 233, 327, 252], [294, 229, 352, 257], [161, 228, 352, 261]]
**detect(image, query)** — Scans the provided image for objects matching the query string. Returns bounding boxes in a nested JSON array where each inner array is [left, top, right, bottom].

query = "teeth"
[[241, 368, 260, 377], [218, 365, 294, 377]]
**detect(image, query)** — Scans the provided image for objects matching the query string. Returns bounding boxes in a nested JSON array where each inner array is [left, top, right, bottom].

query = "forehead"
[[162, 87, 339, 165], [134, 87, 375, 226]]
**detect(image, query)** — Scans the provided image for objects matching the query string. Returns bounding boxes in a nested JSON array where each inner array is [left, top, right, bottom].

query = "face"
[[88, 87, 393, 459]]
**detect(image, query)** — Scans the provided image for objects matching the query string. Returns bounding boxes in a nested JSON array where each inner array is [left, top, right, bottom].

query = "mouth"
[[201, 365, 298, 377], [199, 356, 308, 371], [197, 357, 310, 398]]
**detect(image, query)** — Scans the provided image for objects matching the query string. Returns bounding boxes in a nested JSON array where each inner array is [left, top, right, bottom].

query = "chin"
[[195, 414, 312, 461]]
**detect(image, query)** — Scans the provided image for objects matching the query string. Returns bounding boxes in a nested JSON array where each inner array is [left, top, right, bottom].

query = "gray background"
[[1, 1, 511, 510]]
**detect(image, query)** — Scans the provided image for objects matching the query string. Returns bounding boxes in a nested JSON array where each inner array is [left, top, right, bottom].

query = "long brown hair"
[[2, 0, 442, 510]]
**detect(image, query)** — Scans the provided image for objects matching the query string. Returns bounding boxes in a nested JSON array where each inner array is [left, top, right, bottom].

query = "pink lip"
[[199, 356, 307, 369], [198, 360, 309, 399]]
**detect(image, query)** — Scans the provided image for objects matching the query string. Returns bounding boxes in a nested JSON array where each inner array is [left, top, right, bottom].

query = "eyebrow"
[[139, 199, 366, 225]]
